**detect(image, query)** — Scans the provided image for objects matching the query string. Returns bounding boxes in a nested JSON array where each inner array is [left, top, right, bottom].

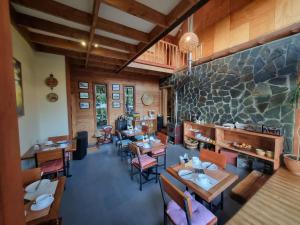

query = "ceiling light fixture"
[[94, 43, 99, 48], [80, 41, 86, 47]]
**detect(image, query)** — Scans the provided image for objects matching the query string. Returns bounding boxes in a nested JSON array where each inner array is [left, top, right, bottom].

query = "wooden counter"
[[227, 168, 300, 225]]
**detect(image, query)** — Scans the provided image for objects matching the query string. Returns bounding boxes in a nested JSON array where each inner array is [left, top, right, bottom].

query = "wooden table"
[[25, 176, 66, 225], [167, 163, 238, 203], [133, 141, 166, 154], [21, 142, 76, 160], [227, 168, 300, 225], [121, 129, 144, 138]]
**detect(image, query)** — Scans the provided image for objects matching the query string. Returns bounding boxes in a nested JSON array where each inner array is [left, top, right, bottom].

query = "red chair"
[[159, 174, 217, 225], [150, 132, 168, 169], [35, 148, 66, 178], [129, 143, 158, 191]]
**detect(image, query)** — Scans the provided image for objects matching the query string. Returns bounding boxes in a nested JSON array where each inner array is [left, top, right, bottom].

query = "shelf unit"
[[183, 121, 284, 170]]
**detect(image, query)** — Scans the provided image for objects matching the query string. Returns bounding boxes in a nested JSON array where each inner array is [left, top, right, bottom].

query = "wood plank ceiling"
[[10, 0, 209, 78]]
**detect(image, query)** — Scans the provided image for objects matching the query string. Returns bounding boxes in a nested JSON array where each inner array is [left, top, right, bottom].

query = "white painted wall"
[[34, 52, 69, 142], [11, 26, 69, 166]]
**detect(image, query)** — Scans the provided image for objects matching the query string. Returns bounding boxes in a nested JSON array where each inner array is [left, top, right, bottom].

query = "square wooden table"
[[121, 129, 144, 138], [167, 163, 238, 203], [25, 176, 66, 225], [133, 141, 166, 154]]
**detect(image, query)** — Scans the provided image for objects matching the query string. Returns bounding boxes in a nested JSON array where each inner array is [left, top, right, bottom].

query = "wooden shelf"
[[185, 133, 216, 146], [217, 142, 274, 162]]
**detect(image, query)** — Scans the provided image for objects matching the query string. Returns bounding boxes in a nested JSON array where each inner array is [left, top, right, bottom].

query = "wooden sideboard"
[[183, 121, 284, 170]]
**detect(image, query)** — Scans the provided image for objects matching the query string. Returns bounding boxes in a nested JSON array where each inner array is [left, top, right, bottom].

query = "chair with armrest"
[[200, 149, 227, 169], [22, 168, 42, 187], [129, 143, 158, 191], [159, 174, 217, 225], [35, 148, 66, 178], [150, 132, 168, 169]]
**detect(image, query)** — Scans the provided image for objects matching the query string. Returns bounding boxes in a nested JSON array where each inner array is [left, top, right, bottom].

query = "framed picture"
[[13, 58, 24, 116], [112, 84, 120, 91], [112, 93, 120, 100], [79, 102, 90, 109], [79, 81, 89, 89], [79, 92, 89, 99], [112, 101, 120, 108]]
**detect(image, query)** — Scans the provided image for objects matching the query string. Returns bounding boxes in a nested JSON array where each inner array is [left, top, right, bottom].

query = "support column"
[[0, 1, 25, 225]]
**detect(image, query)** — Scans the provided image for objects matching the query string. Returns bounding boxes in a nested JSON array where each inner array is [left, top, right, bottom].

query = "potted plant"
[[284, 82, 300, 175]]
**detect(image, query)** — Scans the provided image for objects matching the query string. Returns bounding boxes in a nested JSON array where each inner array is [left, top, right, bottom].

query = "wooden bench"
[[231, 170, 269, 204]]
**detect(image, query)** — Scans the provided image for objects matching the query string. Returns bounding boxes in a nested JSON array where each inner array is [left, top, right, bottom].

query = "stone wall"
[[160, 33, 300, 153]]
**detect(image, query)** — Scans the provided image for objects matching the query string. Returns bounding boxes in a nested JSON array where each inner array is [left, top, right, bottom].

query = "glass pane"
[[95, 84, 107, 128], [124, 86, 135, 113]]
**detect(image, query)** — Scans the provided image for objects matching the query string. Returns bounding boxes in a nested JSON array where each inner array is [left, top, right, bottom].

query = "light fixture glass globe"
[[178, 32, 199, 53]]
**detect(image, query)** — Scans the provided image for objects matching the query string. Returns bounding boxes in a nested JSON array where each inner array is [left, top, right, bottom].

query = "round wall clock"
[[45, 74, 58, 90], [141, 93, 154, 106], [47, 93, 58, 102]]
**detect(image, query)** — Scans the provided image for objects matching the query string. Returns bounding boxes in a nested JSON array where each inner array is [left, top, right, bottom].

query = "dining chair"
[[22, 168, 42, 187], [129, 143, 158, 191], [159, 174, 217, 225], [116, 130, 132, 159], [35, 148, 66, 178], [200, 149, 227, 169], [150, 132, 168, 169], [200, 149, 227, 209]]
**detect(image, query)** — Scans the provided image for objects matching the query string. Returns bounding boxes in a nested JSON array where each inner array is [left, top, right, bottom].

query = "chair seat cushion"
[[151, 148, 165, 156], [40, 159, 64, 174], [134, 135, 144, 141], [121, 139, 132, 146], [132, 154, 156, 169], [167, 192, 216, 225]]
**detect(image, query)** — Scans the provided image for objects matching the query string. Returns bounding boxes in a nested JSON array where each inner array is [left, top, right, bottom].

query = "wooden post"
[[0, 0, 25, 224]]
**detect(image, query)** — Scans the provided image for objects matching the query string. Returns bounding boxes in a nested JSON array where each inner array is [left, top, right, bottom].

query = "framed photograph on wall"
[[79, 102, 90, 109], [112, 101, 120, 108], [112, 84, 120, 91], [79, 92, 89, 99], [79, 81, 89, 89], [112, 93, 120, 100]]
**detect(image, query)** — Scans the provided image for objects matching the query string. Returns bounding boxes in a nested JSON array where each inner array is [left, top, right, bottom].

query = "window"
[[95, 84, 108, 128], [124, 86, 135, 113]]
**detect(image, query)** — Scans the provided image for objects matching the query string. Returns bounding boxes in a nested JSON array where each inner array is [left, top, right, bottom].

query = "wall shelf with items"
[[183, 121, 284, 170]]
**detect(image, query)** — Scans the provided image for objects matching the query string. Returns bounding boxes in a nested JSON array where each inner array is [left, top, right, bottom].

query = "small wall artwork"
[[112, 101, 120, 108], [13, 58, 24, 116], [80, 102, 90, 109], [79, 92, 89, 99], [79, 82, 89, 89], [112, 93, 120, 100], [112, 84, 120, 91]]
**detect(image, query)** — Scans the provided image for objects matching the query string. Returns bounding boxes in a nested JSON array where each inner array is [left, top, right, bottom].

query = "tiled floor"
[[60, 143, 248, 225]]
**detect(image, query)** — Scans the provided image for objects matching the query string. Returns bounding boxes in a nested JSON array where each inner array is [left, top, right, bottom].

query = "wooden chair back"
[[159, 174, 193, 220], [142, 125, 149, 135], [35, 148, 65, 166], [22, 168, 42, 187], [129, 143, 141, 156], [200, 149, 227, 169], [156, 132, 168, 145], [48, 135, 70, 142]]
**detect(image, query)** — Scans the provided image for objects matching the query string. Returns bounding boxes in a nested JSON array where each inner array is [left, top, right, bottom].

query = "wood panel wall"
[[178, 0, 300, 58], [70, 69, 161, 143]]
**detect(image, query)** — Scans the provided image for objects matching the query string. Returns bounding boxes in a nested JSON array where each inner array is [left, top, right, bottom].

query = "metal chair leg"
[[221, 192, 224, 210], [131, 164, 133, 180], [139, 171, 142, 191], [164, 153, 166, 169], [164, 211, 167, 225], [155, 165, 158, 183]]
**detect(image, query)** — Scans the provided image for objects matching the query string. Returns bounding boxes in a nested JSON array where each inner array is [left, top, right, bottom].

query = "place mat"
[[24, 180, 58, 201]]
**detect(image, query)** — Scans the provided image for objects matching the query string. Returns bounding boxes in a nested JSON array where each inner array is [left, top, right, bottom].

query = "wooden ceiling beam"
[[117, 0, 209, 72], [29, 32, 130, 60], [34, 44, 126, 65], [103, 0, 167, 27], [70, 59, 118, 70], [85, 0, 102, 67], [11, 0, 149, 42], [15, 13, 137, 53]]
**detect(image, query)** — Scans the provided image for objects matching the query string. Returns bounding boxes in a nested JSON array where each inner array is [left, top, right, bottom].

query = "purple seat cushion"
[[40, 159, 64, 174], [151, 148, 165, 156], [166, 191, 216, 225], [132, 154, 156, 169]]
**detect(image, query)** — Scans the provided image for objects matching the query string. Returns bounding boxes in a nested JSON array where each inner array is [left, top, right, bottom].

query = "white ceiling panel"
[[135, 0, 181, 15], [99, 3, 155, 33], [53, 0, 93, 13], [12, 3, 90, 32], [27, 28, 82, 43], [95, 29, 139, 45]]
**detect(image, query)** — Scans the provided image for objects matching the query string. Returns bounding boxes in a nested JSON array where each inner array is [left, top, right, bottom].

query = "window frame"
[[123, 85, 136, 114], [94, 83, 109, 129]]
